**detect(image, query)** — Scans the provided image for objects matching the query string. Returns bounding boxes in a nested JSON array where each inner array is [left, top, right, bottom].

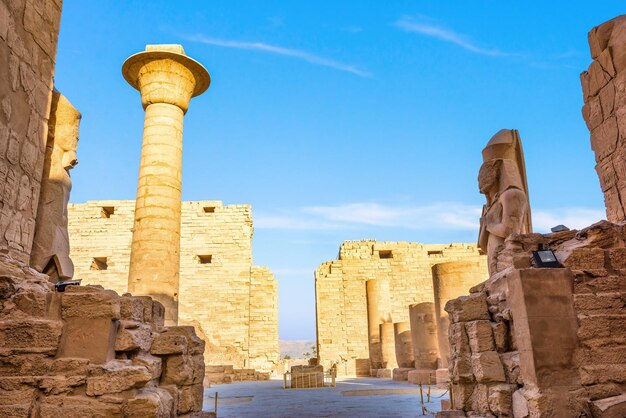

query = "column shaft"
[[128, 103, 184, 324]]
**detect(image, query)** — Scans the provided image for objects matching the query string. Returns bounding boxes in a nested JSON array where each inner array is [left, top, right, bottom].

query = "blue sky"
[[56, 2, 621, 340]]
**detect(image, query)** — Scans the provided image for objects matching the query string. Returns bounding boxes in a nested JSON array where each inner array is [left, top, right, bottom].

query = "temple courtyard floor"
[[203, 377, 447, 417]]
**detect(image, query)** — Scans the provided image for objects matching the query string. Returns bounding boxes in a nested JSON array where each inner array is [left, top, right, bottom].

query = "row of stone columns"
[[365, 261, 485, 380]]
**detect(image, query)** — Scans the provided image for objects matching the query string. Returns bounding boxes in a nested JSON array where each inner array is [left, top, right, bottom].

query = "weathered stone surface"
[[512, 389, 529, 418], [445, 293, 490, 324], [466, 320, 495, 353], [124, 388, 174, 418], [487, 384, 515, 417], [177, 384, 203, 414], [133, 353, 162, 380], [161, 355, 194, 386], [115, 322, 152, 351], [120, 296, 145, 322], [39, 395, 123, 418], [86, 361, 151, 396], [56, 317, 117, 364], [0, 318, 62, 354], [392, 367, 413, 381], [60, 286, 120, 319], [471, 351, 505, 383], [590, 393, 626, 418]]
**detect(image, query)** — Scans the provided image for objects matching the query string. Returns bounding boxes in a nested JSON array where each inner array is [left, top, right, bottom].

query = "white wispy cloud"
[[256, 202, 605, 233], [394, 16, 520, 58], [532, 208, 605, 232], [184, 34, 371, 77]]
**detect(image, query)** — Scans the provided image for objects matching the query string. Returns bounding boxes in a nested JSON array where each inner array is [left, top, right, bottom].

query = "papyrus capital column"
[[122, 44, 210, 325]]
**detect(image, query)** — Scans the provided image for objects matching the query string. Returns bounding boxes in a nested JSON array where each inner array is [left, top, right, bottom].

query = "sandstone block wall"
[[315, 241, 487, 377], [0, 0, 62, 263], [444, 223, 626, 417], [68, 200, 279, 373], [581, 15, 626, 222], [0, 255, 207, 417]]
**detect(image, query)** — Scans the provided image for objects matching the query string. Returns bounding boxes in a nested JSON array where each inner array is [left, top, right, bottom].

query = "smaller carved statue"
[[30, 90, 80, 282], [478, 129, 532, 275]]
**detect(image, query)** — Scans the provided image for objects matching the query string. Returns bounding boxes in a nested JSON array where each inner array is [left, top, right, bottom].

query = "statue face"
[[478, 160, 499, 195]]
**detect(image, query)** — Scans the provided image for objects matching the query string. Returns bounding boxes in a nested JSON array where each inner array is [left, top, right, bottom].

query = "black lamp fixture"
[[531, 245, 562, 268]]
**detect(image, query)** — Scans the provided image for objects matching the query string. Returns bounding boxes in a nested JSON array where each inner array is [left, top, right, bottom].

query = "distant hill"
[[280, 340, 316, 358]]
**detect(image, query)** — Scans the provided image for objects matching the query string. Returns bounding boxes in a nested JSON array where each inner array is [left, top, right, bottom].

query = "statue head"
[[49, 91, 81, 171], [478, 159, 500, 195]]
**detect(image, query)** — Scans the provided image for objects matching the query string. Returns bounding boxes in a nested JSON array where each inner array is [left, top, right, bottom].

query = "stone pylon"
[[122, 44, 210, 325]]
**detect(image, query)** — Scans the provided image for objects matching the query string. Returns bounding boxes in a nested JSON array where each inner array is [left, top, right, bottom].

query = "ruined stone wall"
[[581, 15, 626, 222], [68, 199, 279, 373], [0, 0, 62, 263], [249, 267, 279, 371], [315, 241, 487, 377], [444, 225, 626, 417]]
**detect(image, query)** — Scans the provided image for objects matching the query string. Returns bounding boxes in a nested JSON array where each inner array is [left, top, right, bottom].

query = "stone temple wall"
[[0, 0, 61, 264], [581, 15, 626, 222], [315, 240, 487, 377], [0, 2, 209, 415], [68, 199, 280, 374]]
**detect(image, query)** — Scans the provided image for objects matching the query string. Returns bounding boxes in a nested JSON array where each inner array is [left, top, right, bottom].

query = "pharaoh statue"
[[30, 90, 81, 282], [478, 129, 532, 275]]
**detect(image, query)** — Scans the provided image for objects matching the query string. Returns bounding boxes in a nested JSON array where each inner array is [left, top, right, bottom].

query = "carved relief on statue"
[[478, 129, 532, 275], [30, 90, 81, 281]]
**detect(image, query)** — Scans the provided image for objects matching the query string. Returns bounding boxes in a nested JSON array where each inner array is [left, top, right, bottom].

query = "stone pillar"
[[432, 261, 485, 367], [393, 321, 414, 368], [122, 45, 210, 325], [366, 279, 391, 369], [379, 322, 398, 370], [409, 302, 439, 370], [581, 16, 626, 222]]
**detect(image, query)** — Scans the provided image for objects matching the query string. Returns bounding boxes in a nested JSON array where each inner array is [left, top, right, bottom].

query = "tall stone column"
[[409, 302, 439, 370], [366, 279, 391, 369], [432, 261, 485, 367], [393, 321, 414, 368], [122, 45, 210, 325]]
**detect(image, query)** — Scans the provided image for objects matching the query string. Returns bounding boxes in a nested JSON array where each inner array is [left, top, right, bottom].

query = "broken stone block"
[[465, 320, 495, 353], [124, 388, 174, 418], [161, 355, 194, 386], [0, 354, 52, 376], [471, 351, 505, 383], [39, 395, 123, 417], [114, 322, 152, 352], [0, 377, 37, 417], [120, 296, 145, 322], [86, 360, 151, 396], [56, 317, 117, 364], [39, 375, 85, 395], [0, 318, 62, 355], [590, 393, 626, 418], [469, 383, 490, 414], [392, 367, 412, 381], [132, 353, 162, 380], [450, 322, 471, 357], [500, 351, 521, 385], [177, 383, 203, 414], [450, 354, 473, 383], [162, 326, 206, 355], [407, 369, 436, 385], [487, 384, 515, 417], [445, 293, 490, 323], [512, 389, 529, 418], [451, 383, 474, 410], [60, 286, 120, 319], [491, 322, 509, 353], [151, 334, 188, 356], [152, 300, 165, 328], [13, 290, 47, 317]]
